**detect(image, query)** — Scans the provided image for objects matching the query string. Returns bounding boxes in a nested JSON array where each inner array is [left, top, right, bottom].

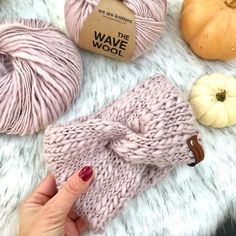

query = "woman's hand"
[[19, 166, 93, 236]]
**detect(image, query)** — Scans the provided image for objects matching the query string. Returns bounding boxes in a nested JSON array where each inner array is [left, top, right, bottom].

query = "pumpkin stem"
[[216, 90, 226, 102], [225, 0, 236, 8]]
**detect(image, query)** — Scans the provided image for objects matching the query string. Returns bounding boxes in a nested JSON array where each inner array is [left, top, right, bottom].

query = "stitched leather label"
[[187, 135, 204, 167], [79, 0, 135, 62]]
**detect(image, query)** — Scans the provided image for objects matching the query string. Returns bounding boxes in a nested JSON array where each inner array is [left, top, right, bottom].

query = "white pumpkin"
[[189, 73, 236, 128]]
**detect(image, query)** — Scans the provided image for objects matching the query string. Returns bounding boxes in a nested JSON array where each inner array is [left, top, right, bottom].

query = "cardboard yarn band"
[[0, 19, 83, 135], [64, 0, 167, 60], [45, 75, 204, 233]]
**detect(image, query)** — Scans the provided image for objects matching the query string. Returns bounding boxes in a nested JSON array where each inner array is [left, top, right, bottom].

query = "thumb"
[[46, 166, 93, 219]]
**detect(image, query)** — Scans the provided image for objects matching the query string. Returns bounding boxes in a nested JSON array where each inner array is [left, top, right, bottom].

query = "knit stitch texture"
[[44, 75, 203, 233]]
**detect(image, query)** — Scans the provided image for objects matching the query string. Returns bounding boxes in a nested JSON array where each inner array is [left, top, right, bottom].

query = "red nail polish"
[[78, 166, 93, 181]]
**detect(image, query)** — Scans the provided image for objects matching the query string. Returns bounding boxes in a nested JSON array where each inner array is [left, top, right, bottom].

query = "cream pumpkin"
[[189, 74, 236, 128], [181, 0, 236, 60]]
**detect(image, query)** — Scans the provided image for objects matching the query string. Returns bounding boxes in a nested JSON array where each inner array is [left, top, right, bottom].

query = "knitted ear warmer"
[[44, 75, 204, 233]]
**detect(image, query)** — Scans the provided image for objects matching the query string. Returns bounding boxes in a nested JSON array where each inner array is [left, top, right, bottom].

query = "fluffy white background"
[[0, 0, 236, 235]]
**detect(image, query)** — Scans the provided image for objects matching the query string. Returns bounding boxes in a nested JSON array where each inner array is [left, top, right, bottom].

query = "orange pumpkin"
[[181, 0, 236, 61]]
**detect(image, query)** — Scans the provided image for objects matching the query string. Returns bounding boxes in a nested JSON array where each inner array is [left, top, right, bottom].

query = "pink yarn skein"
[[0, 19, 83, 135], [65, 0, 167, 59]]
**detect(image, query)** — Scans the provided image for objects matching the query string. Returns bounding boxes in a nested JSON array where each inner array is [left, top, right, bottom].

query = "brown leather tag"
[[79, 0, 135, 62], [187, 135, 204, 167]]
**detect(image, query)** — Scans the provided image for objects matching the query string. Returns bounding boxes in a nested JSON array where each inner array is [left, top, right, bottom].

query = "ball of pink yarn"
[[0, 19, 83, 135], [64, 0, 167, 59]]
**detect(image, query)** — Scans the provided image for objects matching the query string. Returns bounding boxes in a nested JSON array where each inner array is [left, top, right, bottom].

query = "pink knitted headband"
[[44, 75, 204, 232]]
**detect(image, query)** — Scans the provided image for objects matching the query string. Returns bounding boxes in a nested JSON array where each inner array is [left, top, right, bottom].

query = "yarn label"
[[79, 0, 135, 62]]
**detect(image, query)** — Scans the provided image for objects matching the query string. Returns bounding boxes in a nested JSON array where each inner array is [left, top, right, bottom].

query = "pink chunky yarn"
[[64, 0, 167, 59], [0, 19, 83, 135], [44, 75, 204, 233]]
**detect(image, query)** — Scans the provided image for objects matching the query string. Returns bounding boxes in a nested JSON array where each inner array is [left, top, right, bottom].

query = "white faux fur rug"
[[1, 0, 236, 235]]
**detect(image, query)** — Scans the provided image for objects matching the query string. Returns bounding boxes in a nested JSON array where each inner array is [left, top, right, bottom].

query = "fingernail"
[[78, 166, 93, 182]]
